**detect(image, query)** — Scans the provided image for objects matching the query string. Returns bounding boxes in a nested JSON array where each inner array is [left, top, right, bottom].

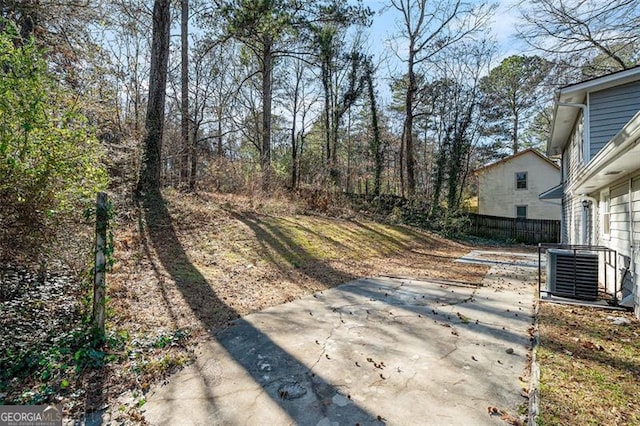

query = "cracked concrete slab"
[[142, 251, 536, 425]]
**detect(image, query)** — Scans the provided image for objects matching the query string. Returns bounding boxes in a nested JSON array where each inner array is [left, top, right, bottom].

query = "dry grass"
[[110, 190, 488, 337], [96, 190, 488, 417], [2, 189, 490, 420], [537, 303, 640, 425]]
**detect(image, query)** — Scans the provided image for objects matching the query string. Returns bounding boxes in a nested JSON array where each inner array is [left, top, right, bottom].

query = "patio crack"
[[308, 308, 350, 373], [439, 339, 460, 360]]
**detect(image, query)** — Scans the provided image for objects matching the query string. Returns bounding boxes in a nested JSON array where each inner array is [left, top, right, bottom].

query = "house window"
[[516, 205, 527, 219], [601, 189, 610, 238], [515, 172, 528, 190]]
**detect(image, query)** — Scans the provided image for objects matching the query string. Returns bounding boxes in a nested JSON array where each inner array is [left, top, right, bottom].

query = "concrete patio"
[[141, 250, 537, 425]]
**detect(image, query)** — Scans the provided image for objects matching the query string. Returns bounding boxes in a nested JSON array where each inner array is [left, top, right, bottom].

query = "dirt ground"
[[1, 190, 493, 420], [110, 191, 489, 337], [96, 191, 491, 416]]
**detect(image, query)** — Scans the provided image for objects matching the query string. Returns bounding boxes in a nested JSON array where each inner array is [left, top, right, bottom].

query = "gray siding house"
[[544, 66, 640, 316]]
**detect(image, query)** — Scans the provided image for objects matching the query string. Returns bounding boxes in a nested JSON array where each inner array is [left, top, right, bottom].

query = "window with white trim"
[[515, 172, 528, 190], [516, 205, 527, 219]]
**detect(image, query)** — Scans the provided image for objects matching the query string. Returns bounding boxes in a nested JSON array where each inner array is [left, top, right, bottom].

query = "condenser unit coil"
[[546, 249, 599, 300]]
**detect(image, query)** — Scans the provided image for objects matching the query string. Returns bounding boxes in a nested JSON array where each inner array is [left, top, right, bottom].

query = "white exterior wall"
[[552, 70, 640, 318], [478, 151, 561, 220], [561, 113, 587, 245], [601, 174, 640, 315], [633, 175, 640, 317], [562, 122, 640, 315]]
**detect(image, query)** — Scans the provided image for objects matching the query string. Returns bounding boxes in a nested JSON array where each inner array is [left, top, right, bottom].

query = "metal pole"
[[538, 244, 542, 299]]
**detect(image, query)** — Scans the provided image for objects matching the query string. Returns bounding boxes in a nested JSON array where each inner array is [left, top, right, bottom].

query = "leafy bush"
[[0, 22, 107, 261], [433, 210, 471, 239]]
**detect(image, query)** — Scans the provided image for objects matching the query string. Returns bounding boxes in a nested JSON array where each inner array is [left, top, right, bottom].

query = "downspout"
[[581, 202, 589, 245]]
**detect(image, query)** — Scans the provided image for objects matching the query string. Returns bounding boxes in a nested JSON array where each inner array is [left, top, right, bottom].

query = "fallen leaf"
[[501, 411, 522, 425], [487, 406, 502, 416]]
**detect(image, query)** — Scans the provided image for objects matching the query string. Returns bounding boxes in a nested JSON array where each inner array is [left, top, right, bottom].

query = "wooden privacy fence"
[[468, 213, 560, 244]]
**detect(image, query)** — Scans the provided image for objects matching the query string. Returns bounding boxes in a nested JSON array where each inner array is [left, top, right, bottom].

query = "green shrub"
[[433, 210, 471, 239], [0, 22, 107, 261]]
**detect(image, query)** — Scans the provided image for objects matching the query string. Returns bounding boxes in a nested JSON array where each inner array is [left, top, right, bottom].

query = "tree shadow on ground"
[[338, 277, 533, 345], [231, 211, 356, 286], [141, 192, 378, 424]]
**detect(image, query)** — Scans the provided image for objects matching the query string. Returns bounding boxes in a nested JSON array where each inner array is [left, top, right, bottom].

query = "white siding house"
[[476, 149, 561, 220], [545, 66, 640, 316]]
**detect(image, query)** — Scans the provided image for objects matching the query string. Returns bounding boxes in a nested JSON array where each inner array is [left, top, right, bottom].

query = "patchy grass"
[[109, 190, 488, 338], [537, 303, 640, 425], [2, 189, 489, 421]]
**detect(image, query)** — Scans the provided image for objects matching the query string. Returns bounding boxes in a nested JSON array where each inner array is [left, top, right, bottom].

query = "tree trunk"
[[297, 132, 305, 186], [216, 107, 223, 157], [321, 59, 332, 174], [431, 130, 451, 217], [137, 0, 170, 196], [291, 139, 298, 189], [189, 124, 197, 190], [181, 0, 191, 187], [291, 112, 298, 189], [261, 38, 273, 191], [512, 109, 519, 154], [405, 49, 416, 198], [330, 72, 340, 185], [399, 128, 405, 198], [180, 0, 191, 187], [133, 41, 141, 135], [290, 63, 301, 189], [366, 64, 383, 196], [346, 109, 352, 193]]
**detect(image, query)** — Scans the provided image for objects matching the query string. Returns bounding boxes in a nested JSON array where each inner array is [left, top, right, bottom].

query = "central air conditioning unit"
[[546, 249, 599, 300]]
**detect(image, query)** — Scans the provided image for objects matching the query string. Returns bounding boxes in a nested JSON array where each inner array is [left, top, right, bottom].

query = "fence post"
[[93, 192, 108, 339]]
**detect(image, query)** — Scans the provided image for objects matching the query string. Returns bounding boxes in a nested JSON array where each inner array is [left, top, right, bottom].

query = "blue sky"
[[357, 0, 528, 102], [363, 0, 527, 64]]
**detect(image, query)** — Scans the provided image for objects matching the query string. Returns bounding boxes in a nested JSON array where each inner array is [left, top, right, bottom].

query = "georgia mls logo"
[[0, 404, 62, 426]]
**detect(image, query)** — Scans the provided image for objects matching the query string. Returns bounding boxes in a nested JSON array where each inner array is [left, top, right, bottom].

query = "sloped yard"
[[110, 190, 489, 337], [1, 190, 490, 419]]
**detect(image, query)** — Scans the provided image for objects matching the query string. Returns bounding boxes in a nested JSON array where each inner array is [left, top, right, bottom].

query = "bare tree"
[[180, 0, 192, 188], [103, 1, 152, 138], [517, 0, 640, 75], [280, 56, 319, 189], [315, 27, 369, 185], [364, 59, 384, 196], [389, 0, 493, 198]]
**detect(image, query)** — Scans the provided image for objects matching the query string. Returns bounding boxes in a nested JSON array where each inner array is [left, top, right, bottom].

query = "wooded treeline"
[[1, 0, 639, 258]]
